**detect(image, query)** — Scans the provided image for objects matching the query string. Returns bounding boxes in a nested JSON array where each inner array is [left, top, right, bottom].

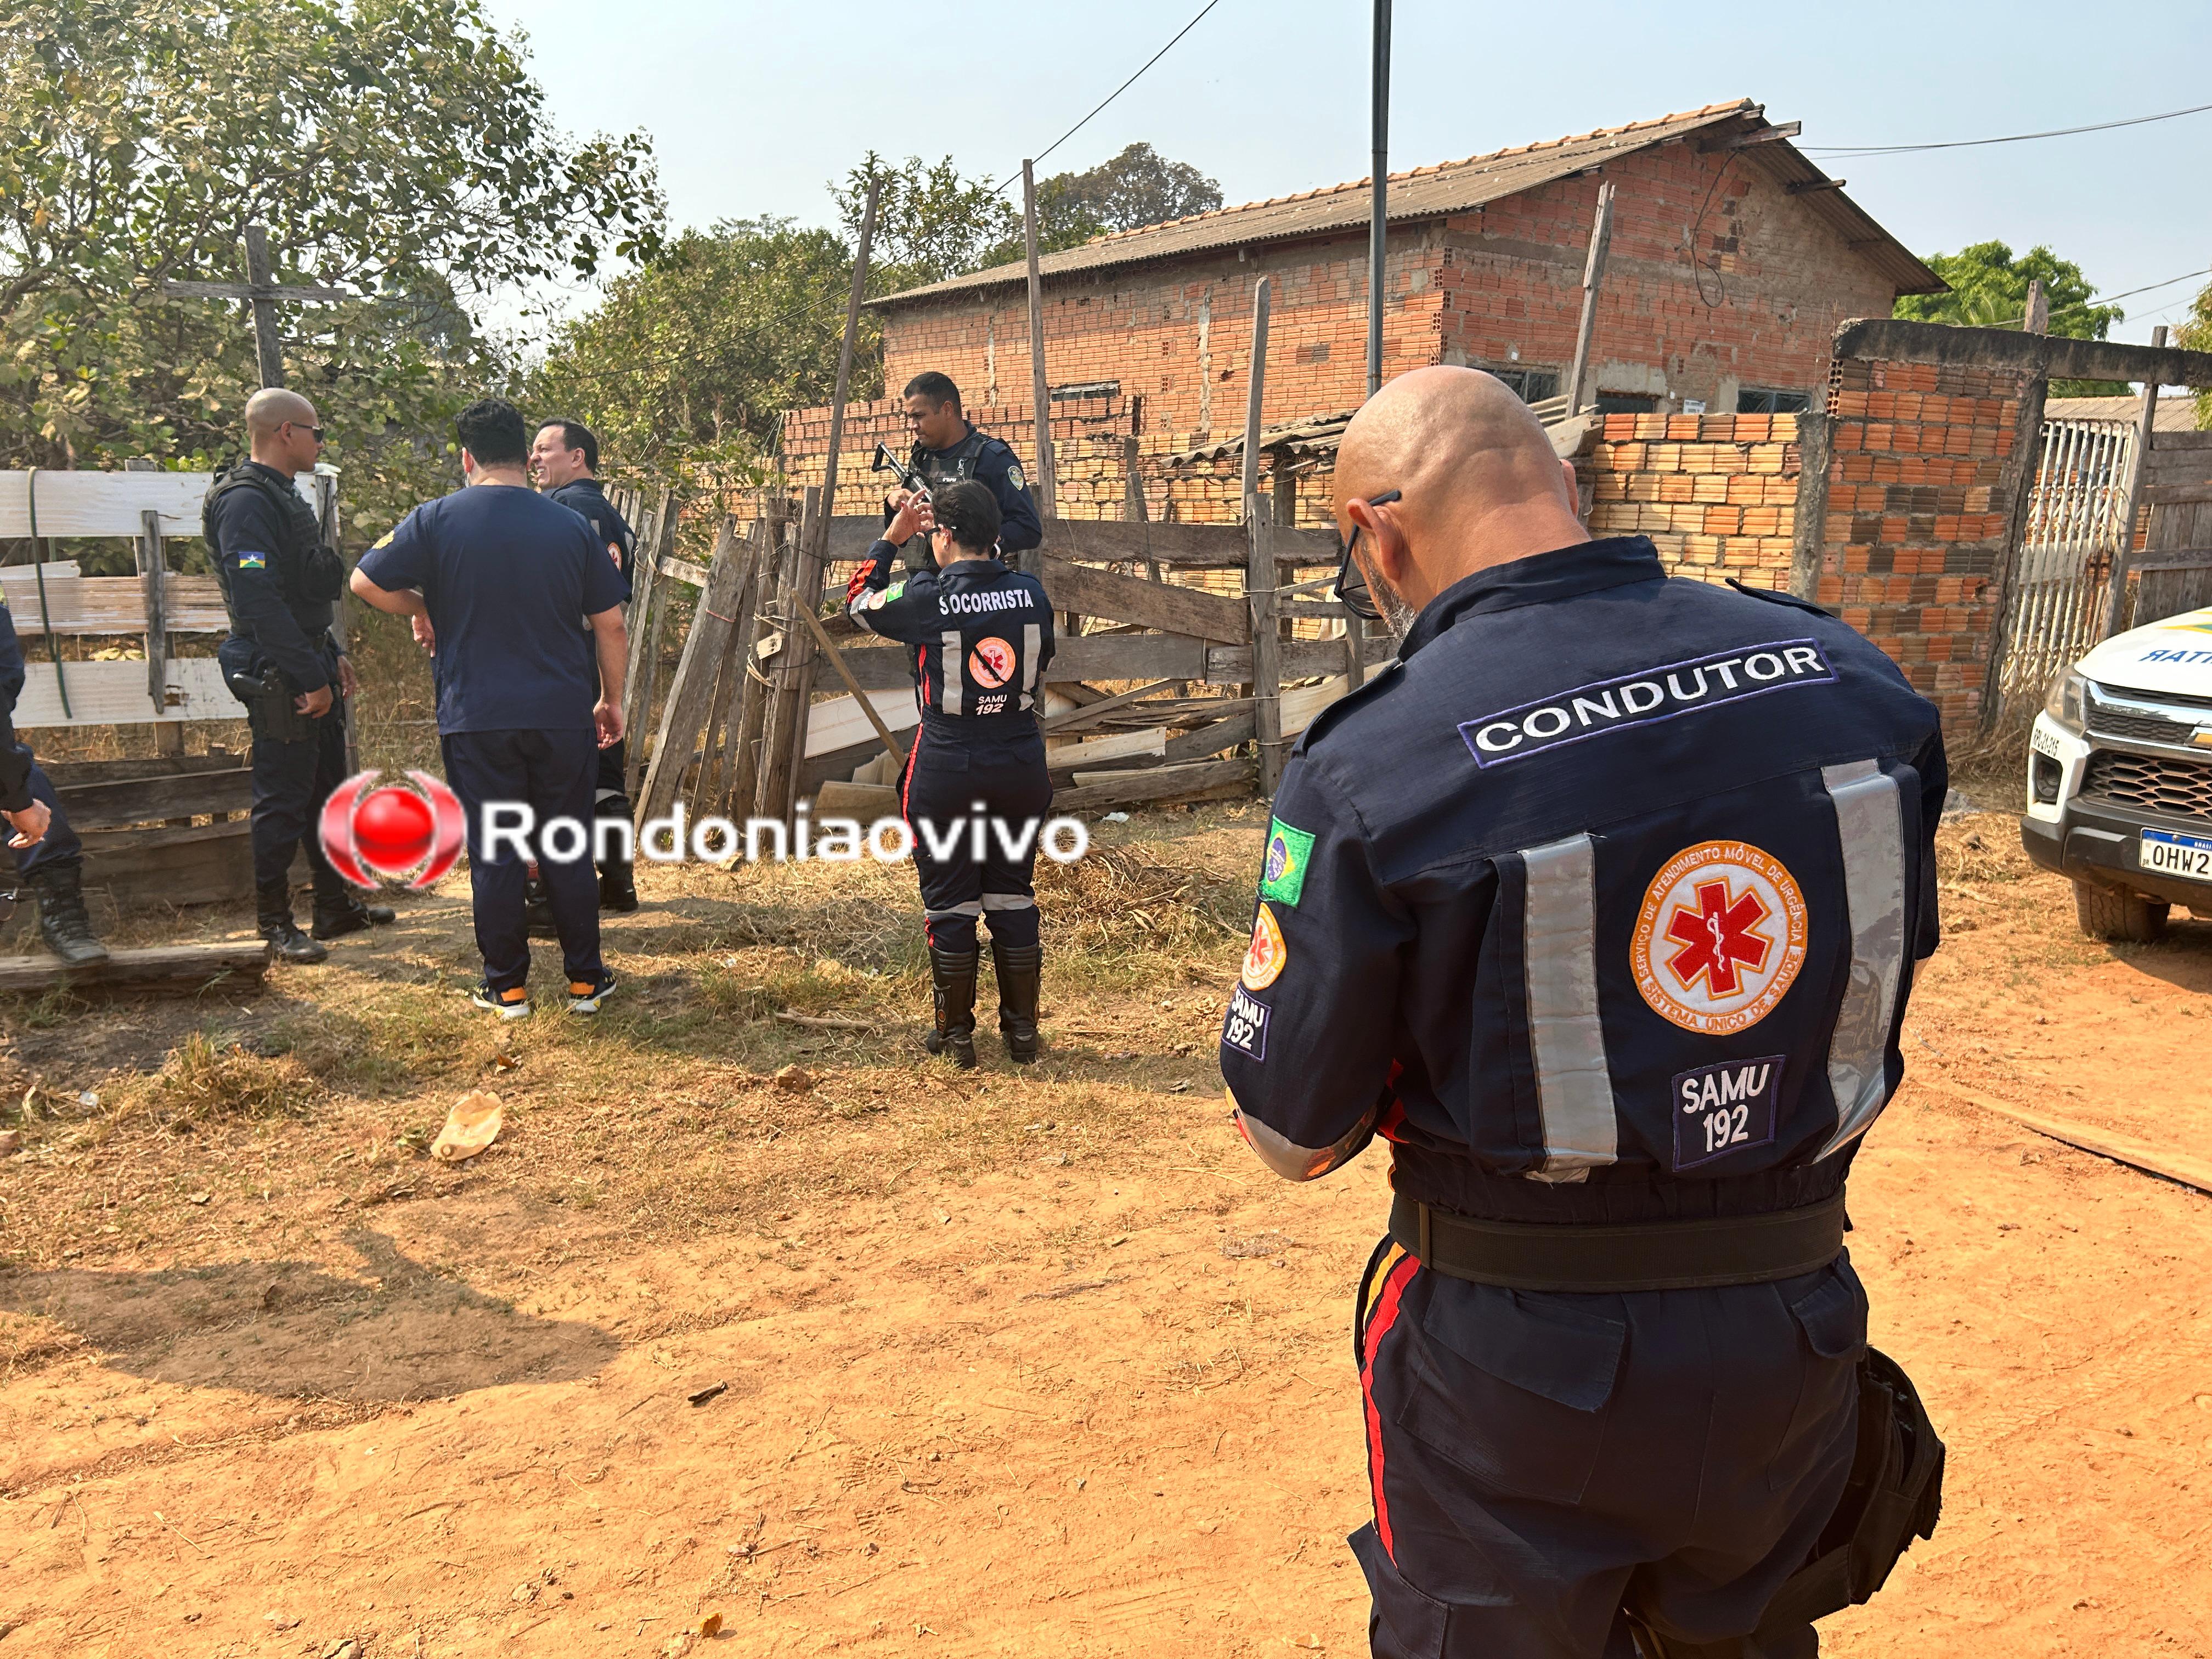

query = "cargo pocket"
[[1768, 1257, 1868, 1493], [1350, 1521, 1450, 1658], [1394, 1282, 1625, 1505]]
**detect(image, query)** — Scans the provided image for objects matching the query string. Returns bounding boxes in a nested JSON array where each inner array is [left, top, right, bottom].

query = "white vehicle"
[[2025, 603, 2212, 941]]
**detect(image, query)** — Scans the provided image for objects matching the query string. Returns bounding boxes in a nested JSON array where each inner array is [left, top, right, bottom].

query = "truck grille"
[[2081, 749, 2212, 820], [2086, 707, 2200, 743]]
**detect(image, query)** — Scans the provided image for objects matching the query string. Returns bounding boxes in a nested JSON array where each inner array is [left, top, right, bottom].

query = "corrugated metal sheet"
[[875, 99, 1943, 308], [2045, 395, 2199, 433]]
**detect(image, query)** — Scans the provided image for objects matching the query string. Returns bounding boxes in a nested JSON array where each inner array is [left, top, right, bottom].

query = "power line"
[[1807, 99, 2212, 156], [988, 0, 1229, 196], [1967, 265, 2209, 332]]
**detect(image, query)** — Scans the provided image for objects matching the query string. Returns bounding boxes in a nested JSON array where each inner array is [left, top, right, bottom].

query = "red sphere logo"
[[319, 770, 466, 890]]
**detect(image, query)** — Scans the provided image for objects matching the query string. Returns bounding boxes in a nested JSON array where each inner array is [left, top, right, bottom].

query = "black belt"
[[1389, 1191, 1846, 1293]]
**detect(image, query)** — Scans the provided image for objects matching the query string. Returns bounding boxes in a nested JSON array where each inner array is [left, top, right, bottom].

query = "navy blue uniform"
[[549, 478, 640, 881], [847, 540, 1054, 952], [1220, 537, 1945, 1657], [0, 602, 78, 874], [204, 462, 350, 891], [900, 426, 1042, 561], [359, 484, 629, 991]]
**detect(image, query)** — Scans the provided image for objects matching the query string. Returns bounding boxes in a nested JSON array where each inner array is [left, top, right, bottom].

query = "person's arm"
[[982, 444, 1042, 554], [217, 490, 331, 704], [588, 605, 627, 748], [1220, 757, 1411, 1182], [349, 566, 428, 619], [353, 512, 436, 652]]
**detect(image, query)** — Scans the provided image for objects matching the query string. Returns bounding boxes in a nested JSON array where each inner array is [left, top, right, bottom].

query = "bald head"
[[1333, 367, 1587, 633], [245, 387, 323, 473]]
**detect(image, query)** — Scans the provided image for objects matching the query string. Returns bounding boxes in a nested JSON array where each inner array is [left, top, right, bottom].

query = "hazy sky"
[[482, 0, 2209, 346]]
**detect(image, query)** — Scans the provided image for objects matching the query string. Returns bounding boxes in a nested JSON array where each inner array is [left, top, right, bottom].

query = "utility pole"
[[1367, 0, 1392, 400], [162, 223, 351, 388], [1022, 160, 1060, 545]]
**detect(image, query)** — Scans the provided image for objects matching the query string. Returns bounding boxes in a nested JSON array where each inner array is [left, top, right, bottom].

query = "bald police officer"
[[885, 373, 1041, 568], [1221, 369, 1946, 1658]]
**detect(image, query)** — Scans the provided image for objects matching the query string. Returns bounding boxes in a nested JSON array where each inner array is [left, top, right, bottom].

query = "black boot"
[[311, 875, 395, 940], [27, 861, 110, 966], [991, 940, 1043, 1064], [257, 879, 328, 964], [598, 861, 639, 912], [922, 944, 979, 1069]]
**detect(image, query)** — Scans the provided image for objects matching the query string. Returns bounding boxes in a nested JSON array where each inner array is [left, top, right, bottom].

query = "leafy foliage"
[[832, 154, 1021, 293], [0, 0, 664, 548], [1894, 241, 2126, 396], [2175, 279, 2212, 430], [1034, 143, 1224, 246]]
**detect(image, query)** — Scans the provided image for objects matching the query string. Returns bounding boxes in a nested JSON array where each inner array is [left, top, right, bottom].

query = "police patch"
[[1631, 840, 1807, 1035], [1258, 817, 1314, 906], [1006, 462, 1026, 492], [1672, 1056, 1784, 1170], [1241, 902, 1287, 990], [1459, 640, 1837, 768], [236, 553, 268, 570], [1222, 985, 1271, 1060]]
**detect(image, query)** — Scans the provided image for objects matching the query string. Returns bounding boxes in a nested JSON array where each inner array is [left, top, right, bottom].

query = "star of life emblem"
[[1631, 840, 1808, 1034]]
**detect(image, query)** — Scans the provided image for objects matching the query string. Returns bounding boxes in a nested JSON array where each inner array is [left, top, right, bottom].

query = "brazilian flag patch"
[[1259, 817, 1314, 906], [884, 580, 905, 602]]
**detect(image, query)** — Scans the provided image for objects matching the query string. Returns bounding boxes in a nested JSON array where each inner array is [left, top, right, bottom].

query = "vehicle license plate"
[[2139, 829, 2212, 880]]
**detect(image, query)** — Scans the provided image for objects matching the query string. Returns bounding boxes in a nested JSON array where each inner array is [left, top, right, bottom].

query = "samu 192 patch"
[[1222, 985, 1271, 1060], [1672, 1055, 1784, 1170], [1259, 817, 1314, 906]]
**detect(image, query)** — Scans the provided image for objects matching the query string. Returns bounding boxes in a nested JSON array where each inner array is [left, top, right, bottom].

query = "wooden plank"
[[1206, 635, 1393, 683], [54, 768, 252, 830], [1562, 180, 1617, 415], [0, 470, 210, 538], [1046, 727, 1167, 777], [817, 514, 1340, 571], [77, 821, 255, 908], [2102, 327, 2170, 640], [796, 603, 907, 762], [1164, 710, 1255, 764], [0, 572, 226, 634], [756, 488, 826, 819], [804, 688, 921, 758], [1039, 679, 1181, 736], [656, 552, 707, 586], [696, 518, 769, 806], [41, 752, 240, 786], [1038, 555, 1248, 642], [14, 656, 234, 727], [810, 632, 1210, 693], [0, 941, 272, 995], [1247, 496, 1286, 794], [2141, 482, 2212, 507], [1922, 1081, 2212, 1197], [2126, 549, 2212, 574], [1051, 758, 1257, 814], [622, 493, 673, 793], [639, 516, 752, 822]]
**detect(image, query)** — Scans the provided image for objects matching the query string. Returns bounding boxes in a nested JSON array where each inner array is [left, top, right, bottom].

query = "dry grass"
[[120, 1030, 321, 1127]]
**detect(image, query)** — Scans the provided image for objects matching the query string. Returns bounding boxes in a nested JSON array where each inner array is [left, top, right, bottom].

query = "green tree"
[[833, 155, 1020, 294], [2174, 278, 2212, 430], [0, 0, 664, 546], [527, 218, 861, 493], [1893, 241, 2125, 395], [1035, 143, 1223, 247]]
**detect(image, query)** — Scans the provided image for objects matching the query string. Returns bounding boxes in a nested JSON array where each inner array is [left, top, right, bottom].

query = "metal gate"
[[1996, 416, 2140, 703]]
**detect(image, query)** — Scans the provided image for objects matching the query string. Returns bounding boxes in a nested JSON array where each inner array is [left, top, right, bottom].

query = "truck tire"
[[2073, 881, 2169, 943]]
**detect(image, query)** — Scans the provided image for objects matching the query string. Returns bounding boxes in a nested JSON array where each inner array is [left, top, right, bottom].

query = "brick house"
[[782, 98, 1942, 529]]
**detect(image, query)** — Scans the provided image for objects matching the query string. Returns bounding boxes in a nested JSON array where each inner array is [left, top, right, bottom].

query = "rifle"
[[870, 442, 929, 505]]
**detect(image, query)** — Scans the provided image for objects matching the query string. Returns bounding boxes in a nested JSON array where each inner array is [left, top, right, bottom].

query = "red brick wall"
[[1813, 357, 2024, 728], [1584, 413, 1802, 588]]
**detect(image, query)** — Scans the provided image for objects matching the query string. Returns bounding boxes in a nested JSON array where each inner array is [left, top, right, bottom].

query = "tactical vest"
[[910, 428, 992, 492], [201, 464, 347, 633]]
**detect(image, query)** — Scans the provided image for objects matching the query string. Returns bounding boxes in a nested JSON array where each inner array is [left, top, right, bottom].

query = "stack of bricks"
[[1584, 413, 1801, 588], [1816, 358, 2022, 727]]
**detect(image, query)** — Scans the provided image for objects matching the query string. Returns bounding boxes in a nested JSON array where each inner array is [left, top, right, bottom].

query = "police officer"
[[204, 388, 392, 963], [529, 417, 639, 913], [0, 601, 105, 963], [1221, 368, 1948, 1658], [886, 373, 1042, 568], [847, 479, 1053, 1067]]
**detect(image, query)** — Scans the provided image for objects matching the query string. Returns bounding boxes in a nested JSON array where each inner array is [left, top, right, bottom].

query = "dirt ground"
[[3, 802, 2211, 1657]]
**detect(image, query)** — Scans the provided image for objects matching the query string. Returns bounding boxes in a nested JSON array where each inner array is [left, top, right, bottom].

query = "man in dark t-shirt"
[[353, 397, 630, 1019]]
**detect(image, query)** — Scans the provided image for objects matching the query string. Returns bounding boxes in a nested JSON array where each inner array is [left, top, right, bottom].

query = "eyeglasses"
[[1333, 489, 1401, 623]]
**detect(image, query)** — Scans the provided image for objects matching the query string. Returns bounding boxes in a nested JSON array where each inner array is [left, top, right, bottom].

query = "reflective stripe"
[[940, 630, 964, 715], [1817, 759, 1908, 1159], [1020, 621, 1042, 710], [1520, 833, 1615, 1182], [925, 900, 984, 919], [980, 893, 1035, 910]]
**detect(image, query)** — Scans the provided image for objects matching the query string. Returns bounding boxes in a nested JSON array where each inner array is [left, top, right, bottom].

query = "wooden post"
[[1247, 494, 1285, 794], [1562, 180, 1617, 416], [242, 223, 286, 388], [1122, 434, 1164, 583], [696, 516, 768, 807], [311, 467, 359, 775], [1240, 275, 1273, 512], [755, 487, 822, 820], [724, 504, 789, 816], [622, 487, 673, 798], [823, 174, 882, 524], [1022, 160, 1060, 533], [2023, 278, 2050, 336], [1367, 0, 1392, 399], [637, 515, 753, 824], [137, 509, 167, 717], [2102, 324, 2168, 638], [797, 606, 906, 764]]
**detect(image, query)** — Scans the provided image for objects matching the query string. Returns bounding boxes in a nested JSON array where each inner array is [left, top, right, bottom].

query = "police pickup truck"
[[2025, 603, 2212, 941]]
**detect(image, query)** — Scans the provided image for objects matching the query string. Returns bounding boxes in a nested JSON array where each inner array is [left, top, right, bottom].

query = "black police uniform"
[[1219, 536, 1949, 1658], [204, 461, 384, 951], [847, 537, 1054, 1061], [0, 602, 106, 962], [897, 424, 1042, 566], [548, 477, 639, 908]]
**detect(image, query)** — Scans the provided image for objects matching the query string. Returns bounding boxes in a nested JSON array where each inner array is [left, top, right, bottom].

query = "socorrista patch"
[[1458, 640, 1837, 768]]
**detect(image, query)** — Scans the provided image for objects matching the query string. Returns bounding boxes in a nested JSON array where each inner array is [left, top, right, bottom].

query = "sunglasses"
[[1334, 489, 1401, 623], [286, 422, 326, 442]]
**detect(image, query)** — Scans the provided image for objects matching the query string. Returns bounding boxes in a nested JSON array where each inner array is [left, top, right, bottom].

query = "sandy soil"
[[2, 809, 2210, 1657]]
